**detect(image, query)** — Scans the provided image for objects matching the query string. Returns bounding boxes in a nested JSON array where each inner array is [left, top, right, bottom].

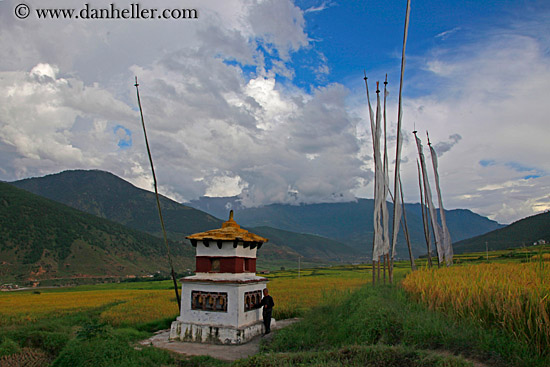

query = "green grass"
[[52, 333, 173, 367], [236, 345, 475, 366], [413, 244, 550, 269], [2, 250, 549, 366], [262, 284, 550, 367]]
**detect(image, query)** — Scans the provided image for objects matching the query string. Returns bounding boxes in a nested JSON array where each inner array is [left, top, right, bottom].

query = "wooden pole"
[[390, 0, 411, 277], [416, 146, 433, 268], [400, 176, 416, 270], [364, 73, 378, 287], [134, 77, 181, 311], [383, 255, 387, 284], [372, 260, 376, 285], [387, 254, 393, 284], [377, 257, 381, 282]]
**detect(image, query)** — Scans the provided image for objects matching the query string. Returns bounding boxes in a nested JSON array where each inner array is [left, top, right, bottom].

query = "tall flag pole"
[[427, 132, 453, 265], [417, 158, 433, 267], [399, 175, 416, 270], [134, 77, 181, 310], [381, 75, 391, 266], [414, 130, 443, 264], [390, 0, 412, 267], [364, 73, 381, 284], [373, 82, 385, 263]]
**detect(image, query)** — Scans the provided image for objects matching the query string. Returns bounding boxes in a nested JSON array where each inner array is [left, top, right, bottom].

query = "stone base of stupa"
[[169, 318, 276, 345]]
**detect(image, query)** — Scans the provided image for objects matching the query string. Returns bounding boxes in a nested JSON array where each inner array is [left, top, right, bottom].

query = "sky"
[[0, 0, 549, 224]]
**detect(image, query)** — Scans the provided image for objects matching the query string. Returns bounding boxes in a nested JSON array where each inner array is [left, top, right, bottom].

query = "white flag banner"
[[429, 144, 453, 265], [365, 79, 383, 261], [390, 107, 403, 259], [381, 81, 390, 258], [415, 134, 444, 264], [417, 159, 432, 259], [372, 84, 385, 260]]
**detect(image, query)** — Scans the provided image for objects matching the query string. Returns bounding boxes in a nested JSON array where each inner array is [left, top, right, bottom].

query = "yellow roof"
[[186, 210, 268, 243]]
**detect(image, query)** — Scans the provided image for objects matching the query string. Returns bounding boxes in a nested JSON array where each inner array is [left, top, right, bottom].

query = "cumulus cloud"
[[130, 61, 367, 206], [0, 0, 368, 208], [0, 64, 137, 178], [1, 0, 549, 225], [396, 23, 550, 224]]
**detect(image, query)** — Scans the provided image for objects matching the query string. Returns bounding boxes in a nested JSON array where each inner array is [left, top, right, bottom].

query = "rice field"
[[0, 289, 144, 324], [0, 264, 376, 327], [99, 290, 179, 326], [402, 261, 550, 354], [264, 266, 371, 319]]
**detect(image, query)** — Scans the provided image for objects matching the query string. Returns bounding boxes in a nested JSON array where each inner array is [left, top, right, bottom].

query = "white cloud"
[[395, 27, 550, 224], [435, 27, 461, 40], [0, 65, 137, 178], [0, 0, 549, 225], [129, 60, 367, 206], [0, 0, 367, 208]]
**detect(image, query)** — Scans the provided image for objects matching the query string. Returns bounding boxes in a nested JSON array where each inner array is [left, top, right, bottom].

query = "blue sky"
[[0, 0, 549, 224], [274, 1, 547, 94]]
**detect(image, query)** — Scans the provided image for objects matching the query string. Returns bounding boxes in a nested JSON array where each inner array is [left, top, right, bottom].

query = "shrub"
[[52, 336, 173, 367], [25, 331, 70, 355], [0, 337, 20, 357]]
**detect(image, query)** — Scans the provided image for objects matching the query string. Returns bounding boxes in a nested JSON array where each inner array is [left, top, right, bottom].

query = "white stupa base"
[[169, 319, 276, 345]]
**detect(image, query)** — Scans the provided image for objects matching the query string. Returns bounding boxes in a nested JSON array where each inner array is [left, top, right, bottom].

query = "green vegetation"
[[0, 182, 194, 284], [236, 345, 474, 366], [219, 200, 503, 256], [1, 247, 548, 366], [52, 324, 173, 367], [10, 169, 506, 263], [263, 284, 549, 366], [454, 211, 550, 254], [0, 267, 476, 367], [9, 170, 367, 267], [0, 337, 21, 357], [10, 169, 223, 238], [253, 225, 362, 261]]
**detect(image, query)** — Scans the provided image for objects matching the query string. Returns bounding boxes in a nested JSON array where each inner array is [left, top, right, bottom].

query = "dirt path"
[[138, 318, 300, 361]]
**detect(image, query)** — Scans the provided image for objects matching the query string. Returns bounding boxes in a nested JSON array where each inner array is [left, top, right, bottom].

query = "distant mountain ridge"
[[10, 170, 362, 265], [11, 170, 222, 239], [454, 210, 550, 254], [10, 170, 505, 261], [0, 182, 194, 284], [189, 196, 504, 257]]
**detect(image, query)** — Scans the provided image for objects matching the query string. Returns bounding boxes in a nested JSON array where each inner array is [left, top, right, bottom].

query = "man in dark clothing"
[[256, 288, 275, 334]]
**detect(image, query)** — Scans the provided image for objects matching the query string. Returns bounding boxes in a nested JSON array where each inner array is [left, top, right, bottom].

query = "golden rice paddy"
[[0, 266, 370, 327], [402, 262, 550, 353]]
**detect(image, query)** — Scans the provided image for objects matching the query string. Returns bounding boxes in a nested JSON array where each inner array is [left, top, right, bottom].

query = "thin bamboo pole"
[[383, 255, 387, 284], [364, 72, 378, 286], [377, 257, 381, 282], [134, 77, 181, 311], [399, 176, 416, 270], [387, 253, 393, 283], [390, 0, 411, 273]]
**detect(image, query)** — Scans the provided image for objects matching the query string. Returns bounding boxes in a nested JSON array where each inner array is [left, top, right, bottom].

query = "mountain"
[[0, 182, 194, 284], [453, 210, 550, 254], [11, 170, 222, 240], [10, 170, 362, 265], [189, 196, 245, 220], [252, 226, 362, 262], [189, 197, 504, 258]]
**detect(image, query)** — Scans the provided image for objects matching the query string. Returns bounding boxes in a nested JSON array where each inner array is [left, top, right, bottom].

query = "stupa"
[[169, 210, 271, 344]]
